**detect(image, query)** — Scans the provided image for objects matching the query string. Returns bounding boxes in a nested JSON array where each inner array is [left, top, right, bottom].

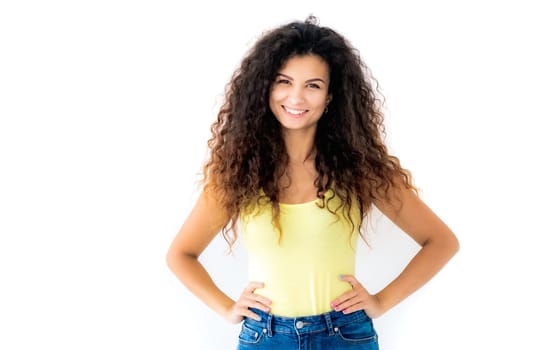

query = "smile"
[[283, 106, 308, 116]]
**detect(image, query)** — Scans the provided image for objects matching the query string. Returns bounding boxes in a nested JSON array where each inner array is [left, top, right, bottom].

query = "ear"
[[326, 94, 332, 105]]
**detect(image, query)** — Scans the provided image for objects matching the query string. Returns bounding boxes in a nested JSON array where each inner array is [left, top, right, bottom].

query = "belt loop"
[[266, 312, 273, 337], [323, 312, 335, 336]]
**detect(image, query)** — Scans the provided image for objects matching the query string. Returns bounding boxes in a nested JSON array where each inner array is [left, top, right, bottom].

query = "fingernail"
[[339, 274, 344, 279]]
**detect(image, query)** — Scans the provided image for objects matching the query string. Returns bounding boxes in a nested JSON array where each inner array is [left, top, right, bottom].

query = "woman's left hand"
[[330, 275, 384, 319]]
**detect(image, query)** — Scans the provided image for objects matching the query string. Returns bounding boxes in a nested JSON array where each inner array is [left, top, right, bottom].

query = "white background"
[[1, 1, 547, 349]]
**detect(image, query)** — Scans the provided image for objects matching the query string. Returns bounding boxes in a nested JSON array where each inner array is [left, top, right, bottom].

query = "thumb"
[[339, 274, 358, 288], [246, 281, 265, 292]]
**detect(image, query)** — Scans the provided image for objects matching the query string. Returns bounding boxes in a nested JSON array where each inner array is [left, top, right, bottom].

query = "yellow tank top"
[[240, 191, 360, 317]]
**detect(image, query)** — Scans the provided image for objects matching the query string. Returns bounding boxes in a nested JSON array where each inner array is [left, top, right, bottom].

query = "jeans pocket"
[[238, 322, 265, 345], [335, 318, 378, 344]]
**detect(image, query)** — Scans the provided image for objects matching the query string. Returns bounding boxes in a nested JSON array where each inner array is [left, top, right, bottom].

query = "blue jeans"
[[237, 307, 379, 349]]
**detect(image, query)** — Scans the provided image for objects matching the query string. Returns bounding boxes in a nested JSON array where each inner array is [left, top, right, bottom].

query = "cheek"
[[313, 96, 328, 109], [269, 88, 283, 103], [268, 90, 283, 111], [268, 95, 275, 112]]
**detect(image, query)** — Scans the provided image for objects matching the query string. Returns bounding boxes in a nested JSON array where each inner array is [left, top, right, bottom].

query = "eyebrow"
[[276, 73, 326, 84]]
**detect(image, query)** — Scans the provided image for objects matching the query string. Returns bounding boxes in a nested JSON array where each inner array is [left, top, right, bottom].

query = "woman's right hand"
[[224, 281, 272, 324]]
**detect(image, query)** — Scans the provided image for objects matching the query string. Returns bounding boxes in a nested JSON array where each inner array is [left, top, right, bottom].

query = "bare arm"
[[332, 181, 459, 318], [166, 191, 271, 323], [166, 191, 234, 317], [372, 183, 460, 315]]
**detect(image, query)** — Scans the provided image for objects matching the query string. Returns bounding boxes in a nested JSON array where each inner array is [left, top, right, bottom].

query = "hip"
[[237, 307, 379, 349]]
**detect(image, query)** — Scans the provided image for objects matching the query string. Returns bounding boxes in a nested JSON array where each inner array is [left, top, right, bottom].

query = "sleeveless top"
[[240, 191, 360, 317]]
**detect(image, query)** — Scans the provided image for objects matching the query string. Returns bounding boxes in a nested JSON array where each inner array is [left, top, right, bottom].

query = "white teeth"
[[285, 107, 306, 115]]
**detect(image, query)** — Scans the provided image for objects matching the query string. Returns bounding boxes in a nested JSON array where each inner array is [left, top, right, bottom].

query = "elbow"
[[424, 229, 460, 260], [165, 246, 198, 273], [165, 245, 182, 272], [165, 248, 177, 272], [445, 230, 460, 259], [453, 234, 460, 253], [450, 228, 460, 252]]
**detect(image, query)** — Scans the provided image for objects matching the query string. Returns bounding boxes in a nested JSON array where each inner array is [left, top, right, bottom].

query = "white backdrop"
[[1, 1, 547, 349]]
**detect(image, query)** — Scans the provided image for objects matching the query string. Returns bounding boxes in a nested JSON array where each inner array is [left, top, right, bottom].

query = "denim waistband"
[[245, 307, 371, 337]]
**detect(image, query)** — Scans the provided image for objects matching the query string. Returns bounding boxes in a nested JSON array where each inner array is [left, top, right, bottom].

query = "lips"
[[283, 106, 308, 116]]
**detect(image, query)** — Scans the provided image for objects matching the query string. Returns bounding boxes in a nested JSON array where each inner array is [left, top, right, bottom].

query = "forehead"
[[279, 54, 330, 78]]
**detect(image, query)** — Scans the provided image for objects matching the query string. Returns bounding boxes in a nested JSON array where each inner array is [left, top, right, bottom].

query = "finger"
[[250, 294, 272, 306], [243, 296, 271, 312], [331, 290, 357, 309], [245, 281, 265, 292], [243, 283, 271, 306], [333, 294, 360, 311], [242, 308, 262, 321], [340, 302, 364, 314], [233, 301, 265, 321], [339, 274, 360, 288]]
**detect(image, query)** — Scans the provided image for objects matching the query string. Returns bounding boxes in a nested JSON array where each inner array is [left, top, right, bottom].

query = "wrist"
[[371, 293, 389, 318], [219, 300, 236, 321], [218, 301, 235, 318]]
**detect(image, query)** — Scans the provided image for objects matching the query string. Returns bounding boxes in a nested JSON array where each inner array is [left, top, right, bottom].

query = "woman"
[[167, 15, 459, 349]]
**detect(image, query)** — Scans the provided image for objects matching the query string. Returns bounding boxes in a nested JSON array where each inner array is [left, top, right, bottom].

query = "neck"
[[282, 129, 316, 164]]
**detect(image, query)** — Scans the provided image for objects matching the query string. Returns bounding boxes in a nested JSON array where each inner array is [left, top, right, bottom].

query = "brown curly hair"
[[202, 16, 416, 247]]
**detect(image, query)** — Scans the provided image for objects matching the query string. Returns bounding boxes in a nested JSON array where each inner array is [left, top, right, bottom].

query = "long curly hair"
[[202, 15, 416, 247]]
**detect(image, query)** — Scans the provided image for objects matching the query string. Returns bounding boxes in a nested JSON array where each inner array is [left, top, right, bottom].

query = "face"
[[269, 54, 331, 133]]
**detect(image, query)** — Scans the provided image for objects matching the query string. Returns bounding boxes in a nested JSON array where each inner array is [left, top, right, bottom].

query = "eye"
[[276, 79, 290, 85], [307, 83, 320, 89]]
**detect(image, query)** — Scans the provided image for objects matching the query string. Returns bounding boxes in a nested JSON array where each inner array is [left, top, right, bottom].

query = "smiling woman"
[[269, 55, 331, 133], [166, 15, 459, 349]]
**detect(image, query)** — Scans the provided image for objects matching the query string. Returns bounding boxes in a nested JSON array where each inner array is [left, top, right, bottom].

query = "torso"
[[278, 159, 320, 204], [240, 188, 360, 317]]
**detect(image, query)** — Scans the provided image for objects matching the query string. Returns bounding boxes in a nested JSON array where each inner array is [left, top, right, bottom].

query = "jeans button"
[[296, 321, 304, 329]]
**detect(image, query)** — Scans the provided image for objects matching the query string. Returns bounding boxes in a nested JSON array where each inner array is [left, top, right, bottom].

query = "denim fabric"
[[237, 307, 379, 350]]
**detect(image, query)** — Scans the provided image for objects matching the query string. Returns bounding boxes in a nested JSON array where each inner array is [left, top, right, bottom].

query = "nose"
[[287, 85, 305, 104]]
